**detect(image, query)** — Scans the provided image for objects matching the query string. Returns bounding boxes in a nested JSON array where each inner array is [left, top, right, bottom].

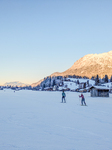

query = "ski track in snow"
[[0, 89, 112, 150]]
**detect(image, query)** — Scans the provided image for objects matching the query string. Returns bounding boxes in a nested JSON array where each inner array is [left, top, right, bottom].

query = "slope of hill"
[[51, 51, 112, 79], [31, 79, 44, 87]]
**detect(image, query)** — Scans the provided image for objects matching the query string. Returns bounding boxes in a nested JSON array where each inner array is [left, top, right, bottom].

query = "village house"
[[90, 86, 109, 97], [44, 87, 53, 91], [79, 89, 87, 93], [79, 82, 86, 89]]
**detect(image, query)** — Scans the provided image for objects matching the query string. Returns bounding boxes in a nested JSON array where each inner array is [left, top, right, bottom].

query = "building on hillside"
[[79, 82, 86, 89], [90, 86, 109, 97], [58, 87, 70, 91], [44, 87, 53, 91], [53, 85, 58, 91], [79, 89, 87, 93]]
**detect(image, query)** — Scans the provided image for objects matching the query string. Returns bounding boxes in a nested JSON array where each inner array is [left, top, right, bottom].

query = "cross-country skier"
[[79, 94, 86, 106], [62, 90, 66, 103]]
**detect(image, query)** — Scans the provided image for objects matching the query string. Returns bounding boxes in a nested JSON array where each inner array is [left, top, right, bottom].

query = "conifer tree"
[[110, 76, 112, 82], [95, 75, 99, 85], [105, 75, 108, 83], [52, 79, 56, 86], [87, 80, 89, 87]]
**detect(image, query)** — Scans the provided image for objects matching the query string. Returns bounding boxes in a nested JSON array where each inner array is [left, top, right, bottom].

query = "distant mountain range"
[[4, 81, 29, 87], [51, 51, 112, 79]]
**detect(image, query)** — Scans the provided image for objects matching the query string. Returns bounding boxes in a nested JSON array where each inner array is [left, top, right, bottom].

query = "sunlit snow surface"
[[0, 89, 112, 150]]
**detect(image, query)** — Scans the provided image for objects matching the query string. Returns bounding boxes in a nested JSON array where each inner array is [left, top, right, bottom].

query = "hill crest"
[[51, 51, 112, 78]]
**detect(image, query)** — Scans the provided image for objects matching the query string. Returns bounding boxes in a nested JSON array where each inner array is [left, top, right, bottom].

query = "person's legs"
[[81, 99, 83, 105], [62, 96, 64, 103], [84, 99, 86, 105], [64, 97, 66, 103]]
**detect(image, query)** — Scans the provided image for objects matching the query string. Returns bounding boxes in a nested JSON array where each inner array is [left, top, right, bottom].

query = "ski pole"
[[79, 97, 80, 105]]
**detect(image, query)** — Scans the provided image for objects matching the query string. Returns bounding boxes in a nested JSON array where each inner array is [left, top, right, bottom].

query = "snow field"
[[0, 90, 112, 150]]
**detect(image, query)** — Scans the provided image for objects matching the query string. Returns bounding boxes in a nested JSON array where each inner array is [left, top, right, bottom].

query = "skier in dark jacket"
[[79, 94, 86, 105], [62, 90, 66, 103]]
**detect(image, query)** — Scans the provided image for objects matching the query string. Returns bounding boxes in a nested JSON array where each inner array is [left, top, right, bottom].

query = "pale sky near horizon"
[[0, 0, 112, 85]]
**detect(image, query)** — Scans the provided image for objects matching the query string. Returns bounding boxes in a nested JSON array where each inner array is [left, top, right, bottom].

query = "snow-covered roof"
[[58, 87, 69, 91], [63, 81, 78, 90], [79, 89, 87, 92], [44, 87, 52, 90], [90, 86, 109, 90]]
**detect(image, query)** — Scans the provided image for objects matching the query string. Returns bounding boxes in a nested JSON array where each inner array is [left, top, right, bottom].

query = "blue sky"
[[0, 0, 112, 85]]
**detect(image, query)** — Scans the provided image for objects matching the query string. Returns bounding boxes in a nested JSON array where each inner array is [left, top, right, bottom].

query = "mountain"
[[51, 51, 112, 79], [31, 51, 112, 87], [4, 81, 29, 87], [31, 79, 44, 87]]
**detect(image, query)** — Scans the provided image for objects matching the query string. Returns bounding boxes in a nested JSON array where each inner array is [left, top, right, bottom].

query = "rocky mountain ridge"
[[51, 51, 112, 79]]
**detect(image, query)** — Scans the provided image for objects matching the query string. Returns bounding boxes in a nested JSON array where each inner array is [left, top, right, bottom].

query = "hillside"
[[31, 79, 44, 87], [51, 51, 112, 79], [31, 51, 112, 87]]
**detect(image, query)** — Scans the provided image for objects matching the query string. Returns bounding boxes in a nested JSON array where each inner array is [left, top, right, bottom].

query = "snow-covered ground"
[[0, 89, 112, 150], [58, 78, 95, 91], [68, 78, 95, 85]]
